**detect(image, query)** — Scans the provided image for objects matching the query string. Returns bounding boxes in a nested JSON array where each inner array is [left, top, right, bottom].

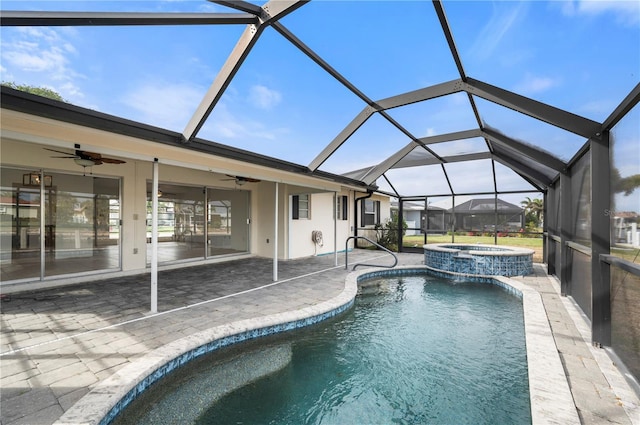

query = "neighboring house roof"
[[614, 211, 639, 219], [391, 199, 521, 213], [450, 198, 523, 214], [390, 201, 446, 211]]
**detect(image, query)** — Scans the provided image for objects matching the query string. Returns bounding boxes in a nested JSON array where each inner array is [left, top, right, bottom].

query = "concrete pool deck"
[[1, 250, 638, 425]]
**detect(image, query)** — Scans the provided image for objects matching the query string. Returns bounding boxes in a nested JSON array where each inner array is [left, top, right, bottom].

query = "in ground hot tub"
[[424, 243, 534, 276]]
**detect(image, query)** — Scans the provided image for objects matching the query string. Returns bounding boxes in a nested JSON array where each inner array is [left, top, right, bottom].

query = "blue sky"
[[1, 0, 639, 210]]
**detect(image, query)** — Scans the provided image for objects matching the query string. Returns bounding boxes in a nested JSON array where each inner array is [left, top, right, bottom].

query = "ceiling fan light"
[[235, 178, 246, 186], [74, 158, 95, 167]]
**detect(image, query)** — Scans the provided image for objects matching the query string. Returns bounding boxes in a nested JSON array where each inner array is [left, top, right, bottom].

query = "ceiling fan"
[[45, 147, 126, 167], [222, 175, 261, 186]]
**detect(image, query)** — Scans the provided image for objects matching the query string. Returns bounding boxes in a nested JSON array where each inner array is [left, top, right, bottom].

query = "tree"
[[1, 81, 66, 102], [612, 167, 640, 196], [521, 197, 544, 229]]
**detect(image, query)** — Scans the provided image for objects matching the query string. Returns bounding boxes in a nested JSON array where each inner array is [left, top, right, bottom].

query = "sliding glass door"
[[207, 188, 250, 256], [145, 184, 250, 264], [0, 167, 121, 283]]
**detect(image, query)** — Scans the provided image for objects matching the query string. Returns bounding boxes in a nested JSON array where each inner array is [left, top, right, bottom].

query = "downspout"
[[354, 190, 374, 249]]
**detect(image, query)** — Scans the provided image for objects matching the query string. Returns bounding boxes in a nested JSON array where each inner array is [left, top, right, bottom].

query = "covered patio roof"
[[1, 0, 638, 201]]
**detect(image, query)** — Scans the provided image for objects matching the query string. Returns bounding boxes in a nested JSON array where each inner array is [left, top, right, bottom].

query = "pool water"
[[115, 275, 531, 424]]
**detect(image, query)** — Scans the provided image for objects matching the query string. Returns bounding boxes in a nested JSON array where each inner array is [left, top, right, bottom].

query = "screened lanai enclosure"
[[1, 0, 639, 384]]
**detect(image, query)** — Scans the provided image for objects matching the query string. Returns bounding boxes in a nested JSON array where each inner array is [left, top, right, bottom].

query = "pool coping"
[[54, 266, 579, 425]]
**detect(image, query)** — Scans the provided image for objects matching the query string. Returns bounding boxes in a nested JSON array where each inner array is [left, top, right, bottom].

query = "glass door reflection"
[[207, 188, 249, 257]]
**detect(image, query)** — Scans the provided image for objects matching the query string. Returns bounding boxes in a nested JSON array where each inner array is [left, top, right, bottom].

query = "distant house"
[[392, 198, 524, 235], [613, 211, 639, 247], [450, 198, 524, 233], [390, 201, 447, 235]]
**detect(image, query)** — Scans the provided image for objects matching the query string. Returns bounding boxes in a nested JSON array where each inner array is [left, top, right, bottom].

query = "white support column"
[[39, 169, 45, 280], [150, 159, 159, 313], [273, 182, 279, 282], [334, 192, 338, 267]]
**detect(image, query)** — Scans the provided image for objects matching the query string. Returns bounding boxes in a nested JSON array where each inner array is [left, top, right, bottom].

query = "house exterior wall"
[[357, 194, 391, 246], [1, 108, 375, 290], [287, 191, 355, 259], [254, 181, 287, 259], [403, 210, 422, 235]]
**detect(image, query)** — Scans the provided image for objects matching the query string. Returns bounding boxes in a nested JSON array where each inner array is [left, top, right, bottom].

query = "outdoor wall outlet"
[[133, 214, 139, 220], [266, 239, 269, 243], [133, 248, 138, 254]]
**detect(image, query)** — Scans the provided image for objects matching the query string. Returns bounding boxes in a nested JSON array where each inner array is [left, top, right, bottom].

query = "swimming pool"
[[56, 267, 579, 425], [112, 274, 531, 424]]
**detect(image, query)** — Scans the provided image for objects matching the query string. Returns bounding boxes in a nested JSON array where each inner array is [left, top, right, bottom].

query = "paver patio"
[[1, 250, 638, 424]]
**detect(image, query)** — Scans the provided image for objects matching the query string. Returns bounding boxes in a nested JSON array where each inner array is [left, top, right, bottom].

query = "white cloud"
[[4, 47, 66, 73], [0, 27, 84, 100], [470, 2, 529, 60], [248, 84, 282, 110], [59, 81, 84, 99], [561, 0, 640, 26], [579, 99, 616, 117], [197, 3, 224, 13], [515, 73, 560, 95], [121, 81, 204, 130], [203, 102, 289, 142], [424, 128, 436, 137]]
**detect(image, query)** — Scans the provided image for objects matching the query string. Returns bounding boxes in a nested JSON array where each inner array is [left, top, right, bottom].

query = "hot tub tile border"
[[424, 244, 534, 276]]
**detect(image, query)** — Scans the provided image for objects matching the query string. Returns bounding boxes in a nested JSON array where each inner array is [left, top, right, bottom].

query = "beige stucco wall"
[[287, 191, 355, 259], [357, 194, 392, 245]]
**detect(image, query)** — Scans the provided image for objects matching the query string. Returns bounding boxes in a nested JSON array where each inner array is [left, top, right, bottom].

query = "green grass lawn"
[[611, 247, 640, 263], [403, 234, 544, 262], [403, 234, 639, 265]]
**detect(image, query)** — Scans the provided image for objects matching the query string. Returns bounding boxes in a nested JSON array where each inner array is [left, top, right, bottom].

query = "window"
[[336, 195, 348, 220], [292, 194, 310, 220], [362, 199, 380, 226]]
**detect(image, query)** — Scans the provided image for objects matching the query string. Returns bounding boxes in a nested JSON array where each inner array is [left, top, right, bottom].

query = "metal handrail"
[[345, 236, 398, 270]]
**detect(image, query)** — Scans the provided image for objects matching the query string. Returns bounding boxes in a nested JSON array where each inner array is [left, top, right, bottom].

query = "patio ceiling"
[[2, 0, 639, 200]]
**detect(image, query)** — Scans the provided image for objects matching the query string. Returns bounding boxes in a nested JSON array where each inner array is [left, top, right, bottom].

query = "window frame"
[[292, 194, 310, 220], [362, 199, 380, 226], [336, 195, 348, 221]]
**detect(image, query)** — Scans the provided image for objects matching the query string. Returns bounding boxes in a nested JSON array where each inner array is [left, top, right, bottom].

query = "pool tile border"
[[55, 280, 358, 425], [56, 266, 579, 425]]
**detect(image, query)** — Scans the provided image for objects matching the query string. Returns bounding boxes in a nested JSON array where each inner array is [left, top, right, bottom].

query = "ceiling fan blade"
[[100, 158, 126, 164], [44, 147, 125, 166], [45, 148, 78, 156], [225, 174, 261, 183], [79, 150, 103, 160]]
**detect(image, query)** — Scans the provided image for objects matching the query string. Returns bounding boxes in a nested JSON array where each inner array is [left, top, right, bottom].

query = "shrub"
[[375, 210, 407, 251]]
